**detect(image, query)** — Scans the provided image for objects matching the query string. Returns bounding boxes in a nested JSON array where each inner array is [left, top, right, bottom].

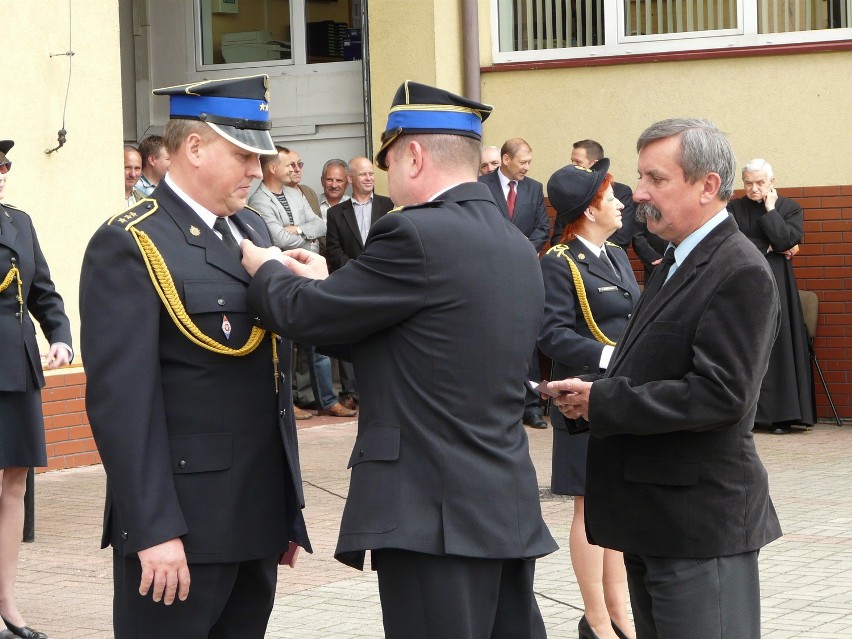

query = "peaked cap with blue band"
[[375, 80, 493, 170], [547, 158, 611, 224], [153, 75, 276, 155]]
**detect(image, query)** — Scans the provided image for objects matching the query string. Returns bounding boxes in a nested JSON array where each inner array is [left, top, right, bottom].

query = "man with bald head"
[[479, 145, 500, 175], [325, 157, 394, 408]]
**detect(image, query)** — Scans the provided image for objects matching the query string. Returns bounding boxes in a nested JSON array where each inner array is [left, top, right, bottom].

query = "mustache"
[[636, 202, 662, 224]]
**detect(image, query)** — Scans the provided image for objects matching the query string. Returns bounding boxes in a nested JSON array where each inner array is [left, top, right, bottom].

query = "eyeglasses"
[[0, 162, 11, 174], [289, 161, 304, 169]]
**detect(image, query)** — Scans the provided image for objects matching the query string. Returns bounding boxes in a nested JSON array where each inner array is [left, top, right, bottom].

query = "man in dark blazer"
[[241, 81, 557, 639], [551, 119, 782, 639], [479, 138, 550, 428], [324, 156, 393, 408], [325, 156, 394, 272], [80, 76, 310, 639]]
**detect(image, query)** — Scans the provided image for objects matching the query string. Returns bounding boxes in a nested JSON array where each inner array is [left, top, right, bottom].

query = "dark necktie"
[[507, 180, 517, 221], [599, 248, 621, 280], [643, 245, 676, 302], [213, 216, 241, 259]]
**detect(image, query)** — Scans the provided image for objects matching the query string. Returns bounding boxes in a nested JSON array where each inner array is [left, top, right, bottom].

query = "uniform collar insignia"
[[190, 225, 201, 236]]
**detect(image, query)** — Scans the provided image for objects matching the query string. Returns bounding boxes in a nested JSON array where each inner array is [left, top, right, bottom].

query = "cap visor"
[[207, 122, 276, 155]]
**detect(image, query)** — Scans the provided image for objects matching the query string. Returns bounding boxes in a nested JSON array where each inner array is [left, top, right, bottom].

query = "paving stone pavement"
[[15, 420, 852, 638]]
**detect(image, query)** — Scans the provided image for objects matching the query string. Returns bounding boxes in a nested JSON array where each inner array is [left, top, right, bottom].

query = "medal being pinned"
[[221, 314, 232, 340]]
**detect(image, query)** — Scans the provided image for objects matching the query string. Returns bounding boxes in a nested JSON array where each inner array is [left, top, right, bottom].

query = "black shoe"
[[578, 615, 600, 639], [771, 424, 792, 434], [611, 620, 630, 639], [523, 413, 547, 429], [1, 618, 48, 639]]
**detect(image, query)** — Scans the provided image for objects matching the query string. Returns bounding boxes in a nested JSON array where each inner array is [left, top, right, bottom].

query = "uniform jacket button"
[[359, 449, 365, 457], [217, 298, 225, 306], [121, 531, 129, 540], [14, 312, 21, 318], [623, 291, 631, 298], [627, 313, 632, 319], [178, 459, 186, 468], [279, 410, 285, 417]]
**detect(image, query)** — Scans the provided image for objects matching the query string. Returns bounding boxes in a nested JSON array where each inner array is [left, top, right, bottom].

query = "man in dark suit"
[[80, 75, 310, 639], [325, 156, 394, 271], [241, 80, 557, 639], [324, 156, 393, 409], [479, 138, 550, 428], [551, 118, 782, 639]]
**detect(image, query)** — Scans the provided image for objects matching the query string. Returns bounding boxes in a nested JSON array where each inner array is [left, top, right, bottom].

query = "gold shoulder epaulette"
[[546, 243, 568, 255], [108, 198, 158, 230], [393, 200, 443, 214], [605, 240, 623, 250]]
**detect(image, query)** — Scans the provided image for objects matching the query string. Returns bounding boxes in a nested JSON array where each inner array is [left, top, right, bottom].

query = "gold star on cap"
[[190, 225, 201, 236]]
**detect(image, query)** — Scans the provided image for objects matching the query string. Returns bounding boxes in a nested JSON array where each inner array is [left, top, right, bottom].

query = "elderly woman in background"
[[0, 140, 72, 639], [538, 160, 638, 639], [727, 159, 814, 435]]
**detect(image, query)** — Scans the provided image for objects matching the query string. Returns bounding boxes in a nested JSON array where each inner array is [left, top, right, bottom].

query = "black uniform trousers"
[[624, 550, 760, 639], [113, 551, 278, 639], [373, 549, 546, 639]]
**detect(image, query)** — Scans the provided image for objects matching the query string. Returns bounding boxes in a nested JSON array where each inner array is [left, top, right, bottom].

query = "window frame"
[[490, 0, 852, 64], [193, 0, 360, 71]]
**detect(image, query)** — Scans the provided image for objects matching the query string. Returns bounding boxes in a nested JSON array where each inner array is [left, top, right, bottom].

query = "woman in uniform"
[[538, 160, 638, 639], [0, 140, 72, 639]]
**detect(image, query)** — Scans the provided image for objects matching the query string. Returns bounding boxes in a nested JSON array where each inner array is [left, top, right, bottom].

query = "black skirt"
[[0, 370, 48, 468], [550, 426, 589, 496]]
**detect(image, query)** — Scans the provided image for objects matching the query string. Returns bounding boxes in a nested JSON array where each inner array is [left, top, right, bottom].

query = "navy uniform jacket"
[[479, 170, 550, 252], [248, 181, 558, 569], [80, 183, 309, 563], [0, 203, 72, 392], [585, 216, 782, 558], [538, 238, 639, 432]]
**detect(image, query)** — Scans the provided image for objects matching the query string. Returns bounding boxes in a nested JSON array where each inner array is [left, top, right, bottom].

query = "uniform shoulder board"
[[604, 240, 624, 250], [244, 205, 263, 218], [394, 200, 443, 214], [546, 243, 570, 255], [107, 198, 158, 230]]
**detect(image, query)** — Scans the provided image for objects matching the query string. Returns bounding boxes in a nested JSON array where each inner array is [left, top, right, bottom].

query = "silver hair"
[[637, 118, 737, 201], [322, 158, 348, 177], [742, 158, 774, 179]]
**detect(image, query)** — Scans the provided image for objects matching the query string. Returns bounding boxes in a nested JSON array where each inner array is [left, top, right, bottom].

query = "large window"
[[493, 0, 852, 62], [198, 0, 361, 68]]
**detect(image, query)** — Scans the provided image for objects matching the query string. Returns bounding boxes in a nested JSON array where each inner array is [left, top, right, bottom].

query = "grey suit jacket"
[[479, 169, 550, 251], [249, 183, 326, 252], [584, 215, 783, 558]]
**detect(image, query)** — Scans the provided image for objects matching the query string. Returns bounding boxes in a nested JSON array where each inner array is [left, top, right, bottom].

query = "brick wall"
[[41, 369, 100, 473]]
